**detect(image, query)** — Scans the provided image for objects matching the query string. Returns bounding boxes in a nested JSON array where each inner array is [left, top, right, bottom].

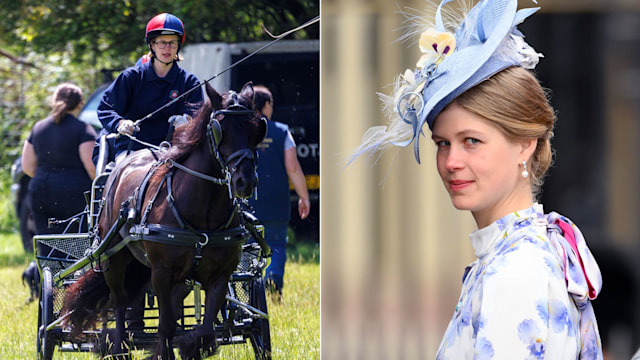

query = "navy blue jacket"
[[249, 121, 293, 223], [97, 60, 203, 155]]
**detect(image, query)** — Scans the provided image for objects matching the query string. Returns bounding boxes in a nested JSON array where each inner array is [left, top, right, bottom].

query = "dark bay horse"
[[62, 82, 266, 359]]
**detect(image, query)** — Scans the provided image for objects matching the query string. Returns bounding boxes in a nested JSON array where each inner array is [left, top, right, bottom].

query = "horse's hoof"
[[99, 328, 132, 360], [175, 333, 202, 360]]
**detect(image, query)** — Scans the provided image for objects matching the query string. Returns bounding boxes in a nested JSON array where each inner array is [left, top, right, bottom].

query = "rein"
[[165, 159, 232, 197]]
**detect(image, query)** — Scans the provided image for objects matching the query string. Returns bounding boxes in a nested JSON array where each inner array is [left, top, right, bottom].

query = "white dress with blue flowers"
[[436, 204, 603, 360]]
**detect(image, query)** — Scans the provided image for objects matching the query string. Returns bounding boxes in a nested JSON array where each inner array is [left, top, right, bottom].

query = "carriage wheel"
[[248, 277, 271, 360], [37, 268, 55, 360]]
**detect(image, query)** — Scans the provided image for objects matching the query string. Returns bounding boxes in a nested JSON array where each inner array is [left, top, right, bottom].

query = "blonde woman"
[[352, 0, 603, 358]]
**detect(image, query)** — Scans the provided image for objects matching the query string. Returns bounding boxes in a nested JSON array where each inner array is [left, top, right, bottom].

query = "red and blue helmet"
[[145, 13, 185, 46]]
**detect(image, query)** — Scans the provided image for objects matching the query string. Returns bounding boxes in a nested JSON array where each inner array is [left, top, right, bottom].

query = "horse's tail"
[[61, 269, 110, 336]]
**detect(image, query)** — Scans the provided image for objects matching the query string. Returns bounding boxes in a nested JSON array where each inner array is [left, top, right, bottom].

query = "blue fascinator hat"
[[353, 0, 543, 164]]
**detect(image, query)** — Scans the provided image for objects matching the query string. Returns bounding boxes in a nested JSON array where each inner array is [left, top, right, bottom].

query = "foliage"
[[288, 226, 320, 263], [0, 233, 31, 267], [0, 177, 18, 234], [0, 0, 318, 68]]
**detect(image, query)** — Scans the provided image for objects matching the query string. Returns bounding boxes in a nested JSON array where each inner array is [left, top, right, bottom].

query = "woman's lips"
[[448, 179, 473, 192]]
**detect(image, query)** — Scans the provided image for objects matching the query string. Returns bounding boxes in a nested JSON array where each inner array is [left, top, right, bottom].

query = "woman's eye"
[[465, 138, 480, 145], [435, 140, 450, 147]]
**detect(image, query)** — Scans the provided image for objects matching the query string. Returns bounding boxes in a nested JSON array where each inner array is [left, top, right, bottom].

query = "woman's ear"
[[520, 138, 537, 162]]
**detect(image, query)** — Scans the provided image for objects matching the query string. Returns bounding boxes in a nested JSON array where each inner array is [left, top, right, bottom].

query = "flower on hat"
[[389, 28, 456, 121], [416, 28, 456, 69]]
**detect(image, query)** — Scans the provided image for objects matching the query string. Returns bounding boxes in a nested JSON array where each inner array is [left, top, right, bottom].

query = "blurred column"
[[321, 1, 380, 358], [604, 13, 640, 245]]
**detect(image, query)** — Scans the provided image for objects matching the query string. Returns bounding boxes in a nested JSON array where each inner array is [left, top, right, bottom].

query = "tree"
[[0, 0, 318, 69]]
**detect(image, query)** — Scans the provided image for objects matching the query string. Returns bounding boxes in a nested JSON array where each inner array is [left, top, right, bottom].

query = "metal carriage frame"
[[35, 169, 272, 360]]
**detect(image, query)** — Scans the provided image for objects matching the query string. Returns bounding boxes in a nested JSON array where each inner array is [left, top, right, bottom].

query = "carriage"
[[34, 82, 272, 360]]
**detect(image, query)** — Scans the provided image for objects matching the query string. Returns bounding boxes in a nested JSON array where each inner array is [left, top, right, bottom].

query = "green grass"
[[0, 232, 319, 359]]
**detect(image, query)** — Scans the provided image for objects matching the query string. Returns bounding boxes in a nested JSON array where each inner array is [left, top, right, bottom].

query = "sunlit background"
[[321, 0, 640, 358]]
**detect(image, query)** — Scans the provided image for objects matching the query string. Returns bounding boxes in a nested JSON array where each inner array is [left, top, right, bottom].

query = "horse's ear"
[[256, 117, 268, 146], [240, 81, 254, 103], [205, 82, 222, 110]]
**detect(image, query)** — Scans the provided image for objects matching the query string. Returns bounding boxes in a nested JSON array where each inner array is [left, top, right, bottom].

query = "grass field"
[[0, 232, 319, 359]]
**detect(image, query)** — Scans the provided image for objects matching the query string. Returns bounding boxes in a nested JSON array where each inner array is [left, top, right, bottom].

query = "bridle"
[[206, 90, 261, 183]]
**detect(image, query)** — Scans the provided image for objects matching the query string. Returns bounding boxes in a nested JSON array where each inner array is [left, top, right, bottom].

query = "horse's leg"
[[178, 247, 241, 359], [171, 281, 191, 326], [201, 276, 229, 354], [151, 265, 177, 360], [102, 250, 131, 358], [179, 274, 229, 359]]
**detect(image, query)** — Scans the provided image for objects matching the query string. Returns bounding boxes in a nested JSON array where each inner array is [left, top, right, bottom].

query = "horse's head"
[[206, 81, 266, 198]]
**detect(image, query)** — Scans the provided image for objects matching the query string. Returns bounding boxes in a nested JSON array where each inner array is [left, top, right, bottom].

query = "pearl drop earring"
[[521, 160, 529, 179]]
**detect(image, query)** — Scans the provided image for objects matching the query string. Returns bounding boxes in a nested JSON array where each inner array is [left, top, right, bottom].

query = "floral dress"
[[436, 204, 603, 359]]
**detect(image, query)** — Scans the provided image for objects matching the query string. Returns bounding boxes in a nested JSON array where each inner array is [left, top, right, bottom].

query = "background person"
[[95, 12, 202, 164], [250, 85, 310, 298], [351, 0, 603, 358], [21, 82, 96, 236]]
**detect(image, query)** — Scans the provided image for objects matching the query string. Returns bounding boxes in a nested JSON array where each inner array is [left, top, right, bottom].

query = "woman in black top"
[[21, 83, 97, 235]]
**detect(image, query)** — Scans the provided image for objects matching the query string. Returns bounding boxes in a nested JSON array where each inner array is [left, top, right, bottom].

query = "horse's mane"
[[156, 82, 258, 167], [160, 99, 212, 163]]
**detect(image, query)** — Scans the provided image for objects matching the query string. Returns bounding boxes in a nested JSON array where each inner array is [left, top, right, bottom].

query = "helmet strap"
[[149, 47, 176, 67]]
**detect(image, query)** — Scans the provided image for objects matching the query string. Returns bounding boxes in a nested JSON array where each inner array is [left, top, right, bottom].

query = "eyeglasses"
[[153, 40, 179, 49]]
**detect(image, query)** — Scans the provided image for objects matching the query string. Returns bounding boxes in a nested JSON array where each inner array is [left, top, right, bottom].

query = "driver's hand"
[[117, 119, 139, 136], [168, 114, 191, 128]]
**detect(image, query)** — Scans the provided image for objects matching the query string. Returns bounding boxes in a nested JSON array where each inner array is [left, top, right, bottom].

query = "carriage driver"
[[94, 12, 203, 330], [93, 12, 203, 168]]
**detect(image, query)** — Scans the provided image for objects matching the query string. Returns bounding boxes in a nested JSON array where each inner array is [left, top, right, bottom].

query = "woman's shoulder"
[[31, 116, 54, 132], [270, 121, 290, 133], [114, 64, 145, 83], [487, 225, 564, 280], [62, 113, 84, 124], [62, 114, 96, 132], [103, 65, 145, 97], [174, 65, 200, 83], [505, 221, 558, 256]]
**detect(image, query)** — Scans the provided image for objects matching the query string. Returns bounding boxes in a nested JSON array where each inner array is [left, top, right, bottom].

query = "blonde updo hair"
[[50, 83, 83, 124], [453, 66, 555, 198]]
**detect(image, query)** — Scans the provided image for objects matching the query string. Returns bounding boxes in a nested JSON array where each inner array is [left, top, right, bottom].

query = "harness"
[[90, 95, 271, 272], [129, 160, 244, 249]]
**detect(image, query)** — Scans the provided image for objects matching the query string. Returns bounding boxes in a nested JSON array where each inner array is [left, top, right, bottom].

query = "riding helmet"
[[145, 13, 185, 46]]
